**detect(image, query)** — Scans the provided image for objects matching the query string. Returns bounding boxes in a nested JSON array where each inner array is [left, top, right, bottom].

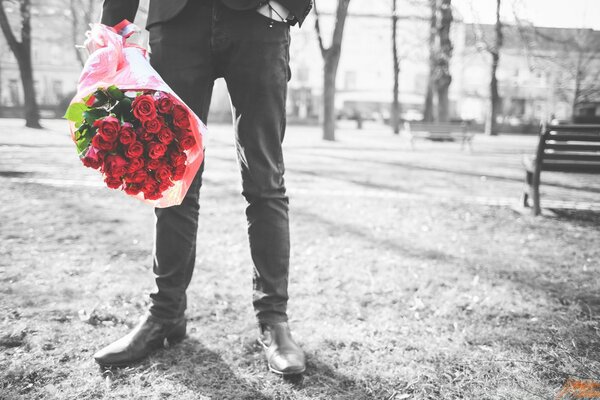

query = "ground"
[[1, 119, 600, 399]]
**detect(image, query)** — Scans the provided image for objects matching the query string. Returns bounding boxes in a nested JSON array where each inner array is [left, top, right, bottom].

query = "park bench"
[[402, 121, 474, 151], [522, 123, 600, 215]]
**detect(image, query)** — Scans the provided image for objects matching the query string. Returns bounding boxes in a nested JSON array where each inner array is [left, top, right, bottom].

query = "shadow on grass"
[[301, 352, 379, 399], [102, 337, 379, 399]]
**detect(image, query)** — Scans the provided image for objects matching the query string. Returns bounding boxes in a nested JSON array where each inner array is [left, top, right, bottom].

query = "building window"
[[344, 70, 357, 90], [52, 80, 63, 102], [9, 79, 20, 106]]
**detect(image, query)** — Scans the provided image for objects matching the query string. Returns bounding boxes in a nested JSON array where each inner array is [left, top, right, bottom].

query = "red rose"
[[104, 154, 128, 178], [171, 104, 190, 129], [159, 180, 174, 192], [81, 146, 105, 170], [119, 122, 136, 145], [132, 94, 157, 121], [148, 142, 168, 159], [144, 190, 163, 200], [124, 183, 142, 195], [157, 127, 174, 144], [155, 93, 173, 114], [142, 177, 159, 193], [127, 157, 144, 173], [172, 164, 186, 180], [146, 158, 161, 170], [125, 141, 144, 159], [178, 133, 196, 150], [143, 118, 162, 134], [94, 116, 120, 142], [91, 133, 117, 152], [137, 128, 154, 142], [130, 170, 149, 184], [155, 165, 172, 182], [104, 176, 122, 189], [169, 150, 187, 166]]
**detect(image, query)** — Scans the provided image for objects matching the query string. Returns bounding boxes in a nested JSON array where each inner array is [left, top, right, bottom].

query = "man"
[[94, 0, 312, 376]]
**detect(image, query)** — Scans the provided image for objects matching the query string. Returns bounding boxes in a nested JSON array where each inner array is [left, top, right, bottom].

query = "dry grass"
[[1, 120, 600, 399]]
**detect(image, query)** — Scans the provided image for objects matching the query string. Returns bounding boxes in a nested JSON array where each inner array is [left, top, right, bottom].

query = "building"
[[1, 2, 599, 128]]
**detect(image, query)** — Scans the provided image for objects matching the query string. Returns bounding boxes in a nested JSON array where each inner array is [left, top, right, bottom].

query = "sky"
[[453, 0, 600, 29]]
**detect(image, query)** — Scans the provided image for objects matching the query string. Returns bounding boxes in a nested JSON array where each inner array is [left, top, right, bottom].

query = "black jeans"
[[147, 0, 291, 324]]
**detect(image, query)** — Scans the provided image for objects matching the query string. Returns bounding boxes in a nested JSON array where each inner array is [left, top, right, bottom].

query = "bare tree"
[[0, 0, 41, 128], [423, 0, 453, 123], [391, 0, 401, 134], [314, 0, 351, 141], [422, 0, 436, 122], [435, 0, 452, 122], [486, 0, 502, 136], [515, 20, 600, 119]]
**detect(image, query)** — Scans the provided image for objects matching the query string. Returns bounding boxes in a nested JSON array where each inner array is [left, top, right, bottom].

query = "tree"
[[515, 21, 600, 120], [391, 0, 401, 134], [314, 0, 351, 141], [0, 0, 41, 128], [422, 0, 436, 122], [423, 0, 453, 123], [434, 0, 452, 122], [471, 0, 503, 135]]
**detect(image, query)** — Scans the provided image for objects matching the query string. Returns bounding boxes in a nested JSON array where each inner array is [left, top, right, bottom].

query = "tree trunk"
[[487, 54, 500, 135], [571, 50, 583, 119], [314, 0, 351, 142], [391, 0, 400, 134], [323, 57, 338, 141], [435, 0, 452, 123], [486, 0, 502, 136], [423, 0, 436, 122], [0, 0, 41, 128], [19, 48, 41, 128]]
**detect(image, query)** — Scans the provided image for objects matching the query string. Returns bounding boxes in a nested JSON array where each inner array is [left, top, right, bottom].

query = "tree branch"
[[0, 0, 21, 54], [313, 0, 326, 58]]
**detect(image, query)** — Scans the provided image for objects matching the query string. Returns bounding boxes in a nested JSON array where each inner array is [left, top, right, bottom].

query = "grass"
[[1, 120, 600, 399]]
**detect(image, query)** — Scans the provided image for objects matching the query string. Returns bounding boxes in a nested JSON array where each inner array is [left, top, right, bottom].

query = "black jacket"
[[101, 0, 312, 28]]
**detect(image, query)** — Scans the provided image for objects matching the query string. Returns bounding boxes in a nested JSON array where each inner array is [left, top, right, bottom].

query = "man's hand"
[[256, 1, 290, 22]]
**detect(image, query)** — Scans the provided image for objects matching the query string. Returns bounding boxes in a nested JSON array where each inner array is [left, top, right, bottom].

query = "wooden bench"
[[402, 121, 474, 151], [523, 123, 600, 215]]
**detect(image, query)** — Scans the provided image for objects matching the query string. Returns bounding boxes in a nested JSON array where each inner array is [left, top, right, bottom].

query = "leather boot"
[[93, 314, 186, 367], [258, 322, 306, 375]]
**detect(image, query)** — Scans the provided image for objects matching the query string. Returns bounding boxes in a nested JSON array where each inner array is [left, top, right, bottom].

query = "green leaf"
[[111, 97, 132, 119], [90, 89, 109, 107], [83, 108, 109, 125], [64, 102, 88, 122], [76, 134, 92, 157], [106, 85, 125, 101]]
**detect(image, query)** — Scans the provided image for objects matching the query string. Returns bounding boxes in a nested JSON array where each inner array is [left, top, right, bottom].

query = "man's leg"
[[218, 6, 304, 374], [149, 2, 215, 320], [94, 1, 214, 367]]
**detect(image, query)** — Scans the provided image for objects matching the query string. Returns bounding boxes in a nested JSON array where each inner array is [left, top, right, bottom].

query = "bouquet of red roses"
[[65, 20, 205, 207]]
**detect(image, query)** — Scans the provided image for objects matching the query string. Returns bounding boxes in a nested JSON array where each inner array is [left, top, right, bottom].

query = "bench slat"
[[546, 134, 600, 142], [547, 124, 600, 132], [543, 152, 600, 162], [545, 143, 600, 152], [540, 161, 600, 173]]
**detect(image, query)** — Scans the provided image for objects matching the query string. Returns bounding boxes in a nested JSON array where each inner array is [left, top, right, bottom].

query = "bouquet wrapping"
[[65, 20, 205, 207]]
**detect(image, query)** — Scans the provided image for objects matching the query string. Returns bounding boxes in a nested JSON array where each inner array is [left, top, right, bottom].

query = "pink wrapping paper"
[[68, 21, 206, 208]]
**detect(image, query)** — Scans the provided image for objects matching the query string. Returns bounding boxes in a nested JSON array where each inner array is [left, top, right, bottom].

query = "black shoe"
[[258, 322, 306, 375], [93, 314, 186, 367]]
